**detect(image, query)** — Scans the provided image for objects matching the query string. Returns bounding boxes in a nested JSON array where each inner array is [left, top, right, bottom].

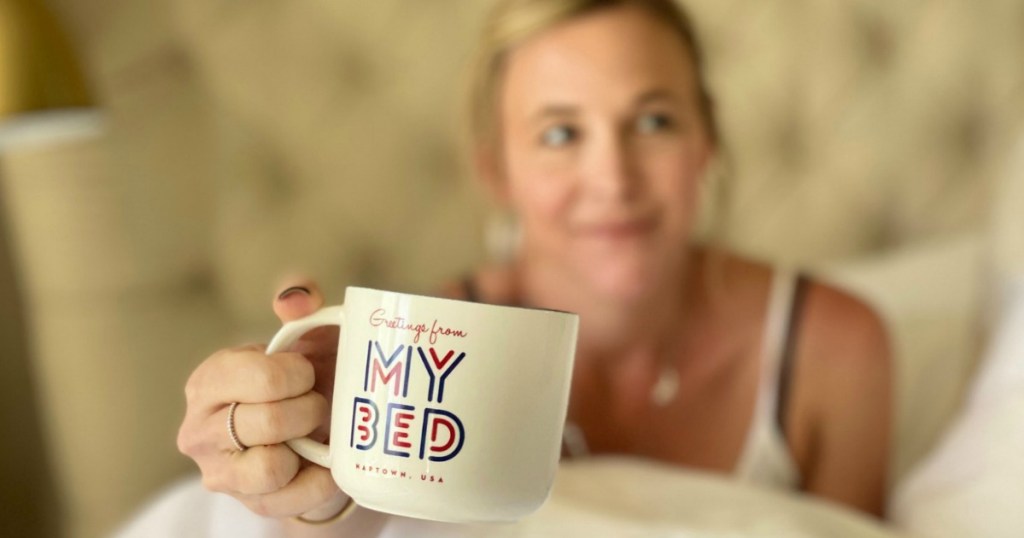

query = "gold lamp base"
[[0, 0, 92, 119]]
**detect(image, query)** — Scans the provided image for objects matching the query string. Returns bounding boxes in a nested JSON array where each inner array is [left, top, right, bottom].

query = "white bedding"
[[118, 457, 903, 538]]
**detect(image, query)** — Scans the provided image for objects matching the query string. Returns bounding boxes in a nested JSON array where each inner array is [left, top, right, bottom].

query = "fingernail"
[[277, 286, 311, 301]]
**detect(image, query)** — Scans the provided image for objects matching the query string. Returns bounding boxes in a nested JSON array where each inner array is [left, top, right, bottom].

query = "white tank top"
[[732, 268, 801, 489], [560, 269, 802, 491]]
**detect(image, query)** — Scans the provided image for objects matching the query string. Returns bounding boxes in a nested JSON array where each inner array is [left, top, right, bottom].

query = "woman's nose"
[[582, 131, 639, 202]]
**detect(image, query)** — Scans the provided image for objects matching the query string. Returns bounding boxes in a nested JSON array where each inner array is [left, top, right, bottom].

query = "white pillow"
[[890, 276, 1024, 537]]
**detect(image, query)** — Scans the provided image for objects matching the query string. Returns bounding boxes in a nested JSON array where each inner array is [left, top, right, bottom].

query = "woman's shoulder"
[[697, 246, 890, 393], [798, 278, 891, 374], [699, 246, 890, 363]]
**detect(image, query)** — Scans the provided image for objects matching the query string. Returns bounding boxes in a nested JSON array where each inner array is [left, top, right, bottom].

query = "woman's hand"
[[177, 279, 347, 519]]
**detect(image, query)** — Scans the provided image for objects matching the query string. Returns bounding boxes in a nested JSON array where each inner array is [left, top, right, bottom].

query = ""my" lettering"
[[363, 341, 412, 397], [363, 340, 465, 402]]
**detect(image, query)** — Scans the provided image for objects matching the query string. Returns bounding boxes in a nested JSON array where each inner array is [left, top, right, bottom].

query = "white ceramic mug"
[[265, 287, 579, 523]]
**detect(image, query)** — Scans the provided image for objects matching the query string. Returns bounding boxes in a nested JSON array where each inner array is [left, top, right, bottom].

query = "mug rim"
[[345, 286, 577, 318]]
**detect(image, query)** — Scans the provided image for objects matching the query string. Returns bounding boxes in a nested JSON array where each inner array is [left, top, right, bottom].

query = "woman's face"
[[497, 5, 714, 300]]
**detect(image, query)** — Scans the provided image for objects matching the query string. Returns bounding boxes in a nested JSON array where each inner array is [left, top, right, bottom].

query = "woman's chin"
[[579, 261, 666, 304]]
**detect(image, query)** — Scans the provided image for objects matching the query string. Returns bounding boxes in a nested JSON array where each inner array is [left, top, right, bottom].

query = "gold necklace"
[[650, 362, 680, 407]]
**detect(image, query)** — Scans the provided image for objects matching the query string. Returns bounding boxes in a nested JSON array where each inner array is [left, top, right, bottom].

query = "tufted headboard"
[[3, 1, 1022, 535]]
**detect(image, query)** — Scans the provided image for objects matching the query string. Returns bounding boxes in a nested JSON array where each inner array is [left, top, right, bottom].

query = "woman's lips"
[[575, 218, 657, 239]]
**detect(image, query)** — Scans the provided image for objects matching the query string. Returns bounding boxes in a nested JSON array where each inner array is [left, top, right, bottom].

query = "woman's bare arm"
[[790, 283, 893, 517]]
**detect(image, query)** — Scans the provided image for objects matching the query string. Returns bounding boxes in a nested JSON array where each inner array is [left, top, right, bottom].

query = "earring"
[[484, 210, 522, 263], [695, 156, 728, 243]]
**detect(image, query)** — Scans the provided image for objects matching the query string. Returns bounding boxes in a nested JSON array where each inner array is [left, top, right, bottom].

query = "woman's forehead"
[[500, 5, 698, 112]]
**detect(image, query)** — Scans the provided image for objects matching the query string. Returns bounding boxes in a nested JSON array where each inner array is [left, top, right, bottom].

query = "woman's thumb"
[[272, 276, 325, 324]]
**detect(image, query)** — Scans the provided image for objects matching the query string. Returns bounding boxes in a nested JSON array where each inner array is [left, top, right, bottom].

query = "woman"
[[176, 0, 892, 534]]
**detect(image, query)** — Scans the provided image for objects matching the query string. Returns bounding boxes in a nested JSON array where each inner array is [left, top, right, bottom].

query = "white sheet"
[[383, 457, 901, 538], [118, 457, 902, 538]]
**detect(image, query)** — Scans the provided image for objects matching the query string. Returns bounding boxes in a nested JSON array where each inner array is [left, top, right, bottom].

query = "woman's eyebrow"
[[532, 104, 579, 122], [635, 89, 680, 105]]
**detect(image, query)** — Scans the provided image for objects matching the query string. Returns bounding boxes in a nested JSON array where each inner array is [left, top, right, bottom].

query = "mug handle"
[[265, 305, 346, 469]]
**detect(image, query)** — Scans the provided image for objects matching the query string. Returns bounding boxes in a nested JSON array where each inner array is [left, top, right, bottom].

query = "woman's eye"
[[636, 113, 674, 134], [540, 125, 578, 147]]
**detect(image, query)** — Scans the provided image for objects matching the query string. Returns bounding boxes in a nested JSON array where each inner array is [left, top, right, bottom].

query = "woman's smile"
[[573, 216, 659, 241]]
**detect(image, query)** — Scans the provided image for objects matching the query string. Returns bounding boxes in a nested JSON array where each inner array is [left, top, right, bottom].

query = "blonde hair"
[[464, 0, 718, 153]]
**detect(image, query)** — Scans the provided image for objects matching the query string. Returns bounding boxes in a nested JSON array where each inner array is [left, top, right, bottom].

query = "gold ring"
[[226, 402, 248, 452]]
